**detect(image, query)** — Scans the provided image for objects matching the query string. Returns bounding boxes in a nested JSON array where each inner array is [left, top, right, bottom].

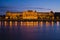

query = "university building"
[[5, 11, 22, 20], [37, 11, 54, 20], [23, 10, 38, 20], [5, 10, 54, 20]]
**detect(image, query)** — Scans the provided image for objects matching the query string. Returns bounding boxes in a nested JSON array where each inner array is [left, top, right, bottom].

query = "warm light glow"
[[45, 21, 50, 31], [4, 21, 7, 27], [46, 21, 49, 27], [21, 22, 27, 26], [24, 22, 34, 27], [21, 21, 23, 26], [26, 21, 30, 26], [52, 17, 54, 20], [56, 21, 59, 31], [57, 21, 59, 26], [10, 21, 12, 27], [23, 10, 38, 19], [29, 22, 34, 26], [51, 21, 54, 27], [34, 21, 38, 27], [6, 10, 54, 20], [20, 21, 38, 27], [40, 21, 43, 27], [15, 21, 17, 26], [5, 17, 8, 19], [23, 22, 27, 26], [0, 21, 1, 27], [39, 21, 43, 32]]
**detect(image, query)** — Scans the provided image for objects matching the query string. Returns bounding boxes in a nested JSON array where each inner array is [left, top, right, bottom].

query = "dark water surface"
[[0, 21, 60, 40]]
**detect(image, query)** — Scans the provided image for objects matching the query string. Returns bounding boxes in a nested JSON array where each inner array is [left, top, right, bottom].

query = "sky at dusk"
[[0, 0, 60, 15]]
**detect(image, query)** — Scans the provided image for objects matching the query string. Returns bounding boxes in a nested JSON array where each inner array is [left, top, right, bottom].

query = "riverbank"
[[0, 19, 60, 22]]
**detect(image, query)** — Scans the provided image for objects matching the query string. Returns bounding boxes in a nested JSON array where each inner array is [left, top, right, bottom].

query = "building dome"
[[50, 11, 53, 13]]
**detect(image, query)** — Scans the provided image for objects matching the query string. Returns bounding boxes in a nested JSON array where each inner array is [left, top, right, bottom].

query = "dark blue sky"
[[0, 0, 60, 15]]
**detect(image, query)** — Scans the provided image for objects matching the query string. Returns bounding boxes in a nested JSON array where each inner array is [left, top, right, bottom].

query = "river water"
[[0, 21, 60, 40]]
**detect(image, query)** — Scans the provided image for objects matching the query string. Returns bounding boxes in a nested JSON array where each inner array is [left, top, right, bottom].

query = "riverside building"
[[5, 10, 54, 20]]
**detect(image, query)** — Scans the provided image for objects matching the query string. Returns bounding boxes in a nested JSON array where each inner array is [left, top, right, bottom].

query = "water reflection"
[[15, 21, 18, 27], [39, 21, 43, 27], [0, 21, 60, 30], [39, 21, 44, 32], [10, 21, 13, 28], [51, 21, 54, 27], [34, 21, 38, 27], [56, 21, 59, 31], [57, 21, 59, 26], [0, 21, 1, 28], [46, 21, 50, 27], [20, 21, 38, 27], [1, 21, 60, 40], [4, 21, 8, 27], [46, 21, 50, 32]]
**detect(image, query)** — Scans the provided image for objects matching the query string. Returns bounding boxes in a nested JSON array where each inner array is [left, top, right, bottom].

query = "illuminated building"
[[23, 10, 38, 20], [5, 10, 54, 20], [37, 11, 54, 20], [5, 11, 22, 20]]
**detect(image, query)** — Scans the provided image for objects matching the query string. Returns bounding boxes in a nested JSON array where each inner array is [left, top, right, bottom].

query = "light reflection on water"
[[0, 21, 1, 26], [0, 21, 60, 40], [51, 21, 54, 27]]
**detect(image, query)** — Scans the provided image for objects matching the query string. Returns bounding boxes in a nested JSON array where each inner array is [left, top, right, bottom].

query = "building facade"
[[22, 10, 38, 20], [5, 11, 22, 20], [37, 11, 54, 20], [5, 10, 54, 20]]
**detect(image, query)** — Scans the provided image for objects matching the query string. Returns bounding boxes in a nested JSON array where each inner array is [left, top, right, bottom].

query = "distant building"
[[5, 11, 22, 20], [37, 11, 54, 20], [5, 10, 54, 20], [23, 10, 38, 19], [54, 12, 60, 20]]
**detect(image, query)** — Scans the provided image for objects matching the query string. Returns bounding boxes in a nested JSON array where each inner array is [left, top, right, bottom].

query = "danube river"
[[0, 21, 60, 40]]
